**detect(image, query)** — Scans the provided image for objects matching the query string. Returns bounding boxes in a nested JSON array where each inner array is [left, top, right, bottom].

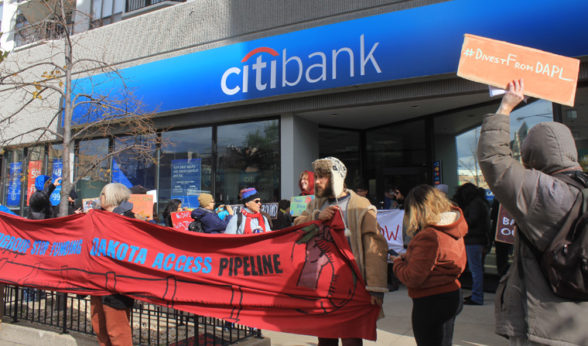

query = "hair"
[[403, 184, 454, 237], [453, 183, 485, 209], [162, 199, 182, 227], [100, 183, 131, 209], [278, 199, 290, 210]]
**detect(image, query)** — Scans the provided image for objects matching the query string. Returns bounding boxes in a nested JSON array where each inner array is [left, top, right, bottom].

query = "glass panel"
[[560, 87, 587, 171], [160, 127, 213, 210], [25, 147, 45, 208], [113, 135, 157, 191], [509, 99, 553, 163], [76, 138, 109, 201], [217, 120, 280, 204], [318, 128, 361, 191], [4, 149, 25, 211]]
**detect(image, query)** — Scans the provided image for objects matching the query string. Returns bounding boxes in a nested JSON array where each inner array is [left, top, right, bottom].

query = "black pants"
[[412, 289, 462, 346]]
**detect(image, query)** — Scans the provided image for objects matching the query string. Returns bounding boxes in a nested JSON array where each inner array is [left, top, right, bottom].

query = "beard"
[[315, 183, 333, 198]]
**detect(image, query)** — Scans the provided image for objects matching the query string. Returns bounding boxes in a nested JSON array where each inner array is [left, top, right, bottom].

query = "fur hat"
[[240, 187, 260, 204], [198, 193, 214, 208], [312, 157, 347, 197]]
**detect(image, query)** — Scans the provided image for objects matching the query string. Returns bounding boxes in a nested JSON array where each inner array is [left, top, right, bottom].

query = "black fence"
[[2, 285, 259, 345], [126, 0, 185, 13]]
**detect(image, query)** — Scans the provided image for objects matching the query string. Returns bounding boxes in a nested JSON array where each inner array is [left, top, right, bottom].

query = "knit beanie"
[[35, 175, 51, 192], [198, 193, 214, 208], [240, 187, 260, 204], [312, 157, 347, 197]]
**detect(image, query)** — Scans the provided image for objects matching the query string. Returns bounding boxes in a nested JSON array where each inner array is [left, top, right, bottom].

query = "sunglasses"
[[252, 199, 262, 204]]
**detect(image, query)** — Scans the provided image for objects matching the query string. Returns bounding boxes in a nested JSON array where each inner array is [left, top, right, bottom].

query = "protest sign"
[[376, 209, 405, 257], [458, 34, 580, 106], [82, 198, 100, 212], [171, 211, 193, 231], [495, 204, 516, 244], [0, 211, 379, 340], [290, 195, 314, 217], [129, 194, 154, 220]]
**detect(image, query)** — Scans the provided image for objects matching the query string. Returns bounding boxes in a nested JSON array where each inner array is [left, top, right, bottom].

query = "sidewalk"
[[262, 286, 507, 346]]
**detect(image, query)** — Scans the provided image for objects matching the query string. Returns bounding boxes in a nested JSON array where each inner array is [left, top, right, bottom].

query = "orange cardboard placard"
[[129, 194, 154, 221], [457, 34, 580, 106]]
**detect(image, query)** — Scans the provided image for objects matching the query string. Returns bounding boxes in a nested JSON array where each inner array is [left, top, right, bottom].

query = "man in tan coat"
[[294, 156, 388, 346]]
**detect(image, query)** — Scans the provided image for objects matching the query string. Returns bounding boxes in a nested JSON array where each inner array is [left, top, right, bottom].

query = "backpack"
[[541, 171, 588, 301], [188, 219, 204, 233]]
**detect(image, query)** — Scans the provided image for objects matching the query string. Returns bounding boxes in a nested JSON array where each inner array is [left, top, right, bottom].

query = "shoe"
[[463, 297, 483, 305]]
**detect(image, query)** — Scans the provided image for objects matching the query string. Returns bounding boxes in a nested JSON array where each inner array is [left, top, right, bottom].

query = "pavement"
[[0, 285, 506, 345]]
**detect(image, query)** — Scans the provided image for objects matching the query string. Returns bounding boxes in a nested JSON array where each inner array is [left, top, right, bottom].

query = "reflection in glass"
[[76, 138, 109, 200], [217, 120, 279, 204], [113, 135, 157, 190]]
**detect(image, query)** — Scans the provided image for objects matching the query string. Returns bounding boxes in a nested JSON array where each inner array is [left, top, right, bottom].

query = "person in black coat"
[[29, 175, 61, 220], [453, 183, 490, 305]]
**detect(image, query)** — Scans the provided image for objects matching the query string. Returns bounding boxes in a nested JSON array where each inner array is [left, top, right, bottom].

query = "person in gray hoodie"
[[477, 79, 588, 345]]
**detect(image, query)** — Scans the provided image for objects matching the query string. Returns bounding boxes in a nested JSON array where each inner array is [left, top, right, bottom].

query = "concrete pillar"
[[280, 113, 318, 199]]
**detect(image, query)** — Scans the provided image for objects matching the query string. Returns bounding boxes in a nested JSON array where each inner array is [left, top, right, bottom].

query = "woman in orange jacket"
[[392, 184, 468, 346]]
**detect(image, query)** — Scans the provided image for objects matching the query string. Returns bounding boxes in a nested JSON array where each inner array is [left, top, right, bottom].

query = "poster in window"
[[7, 162, 22, 207], [171, 158, 201, 209]]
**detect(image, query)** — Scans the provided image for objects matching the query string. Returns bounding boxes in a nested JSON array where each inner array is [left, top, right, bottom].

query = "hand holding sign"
[[497, 79, 526, 116]]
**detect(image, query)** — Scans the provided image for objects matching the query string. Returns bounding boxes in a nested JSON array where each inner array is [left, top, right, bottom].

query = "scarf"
[[241, 209, 267, 234]]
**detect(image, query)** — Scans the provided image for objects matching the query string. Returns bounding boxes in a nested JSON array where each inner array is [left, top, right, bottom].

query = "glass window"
[[160, 127, 213, 209], [217, 120, 280, 204], [76, 138, 109, 201], [4, 149, 25, 211], [560, 87, 587, 171], [113, 135, 157, 190], [318, 128, 361, 190]]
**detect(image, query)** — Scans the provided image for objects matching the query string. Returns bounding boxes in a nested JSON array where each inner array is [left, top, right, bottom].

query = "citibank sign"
[[220, 35, 381, 96]]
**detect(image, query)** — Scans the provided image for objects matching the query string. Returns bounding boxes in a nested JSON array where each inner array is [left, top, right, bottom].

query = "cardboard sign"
[[290, 195, 315, 217], [457, 34, 580, 106], [171, 210, 193, 231], [129, 194, 154, 220], [376, 209, 405, 259], [0, 210, 379, 340], [495, 204, 517, 244]]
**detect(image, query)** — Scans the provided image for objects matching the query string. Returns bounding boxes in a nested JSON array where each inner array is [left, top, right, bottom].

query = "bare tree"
[[0, 0, 159, 217]]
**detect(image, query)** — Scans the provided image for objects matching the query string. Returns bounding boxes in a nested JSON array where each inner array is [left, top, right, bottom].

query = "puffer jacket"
[[190, 207, 231, 233], [477, 113, 588, 345], [393, 207, 468, 299]]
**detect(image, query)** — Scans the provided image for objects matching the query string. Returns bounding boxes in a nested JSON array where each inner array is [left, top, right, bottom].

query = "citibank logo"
[[220, 34, 381, 96]]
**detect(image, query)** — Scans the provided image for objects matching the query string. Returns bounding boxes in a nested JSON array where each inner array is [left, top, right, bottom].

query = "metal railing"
[[126, 0, 185, 13], [2, 285, 259, 345]]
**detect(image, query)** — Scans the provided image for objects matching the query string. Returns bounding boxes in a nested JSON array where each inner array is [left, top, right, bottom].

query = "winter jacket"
[[190, 207, 231, 233], [393, 207, 468, 299], [294, 190, 388, 294], [477, 113, 588, 345], [463, 197, 491, 246], [102, 200, 135, 310], [28, 183, 56, 220]]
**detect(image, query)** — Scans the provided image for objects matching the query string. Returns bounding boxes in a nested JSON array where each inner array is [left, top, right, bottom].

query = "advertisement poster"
[[50, 160, 63, 206], [7, 162, 22, 207], [26, 161, 43, 206], [376, 209, 405, 257], [171, 159, 201, 209]]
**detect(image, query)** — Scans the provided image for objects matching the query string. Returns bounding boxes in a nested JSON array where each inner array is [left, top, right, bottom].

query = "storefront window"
[[4, 149, 25, 211], [216, 120, 279, 204], [76, 138, 109, 201], [319, 128, 361, 190], [113, 135, 157, 191], [160, 127, 213, 209], [560, 87, 588, 171], [25, 147, 45, 210]]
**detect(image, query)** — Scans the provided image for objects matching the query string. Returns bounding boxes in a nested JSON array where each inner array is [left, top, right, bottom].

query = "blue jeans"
[[466, 244, 484, 304]]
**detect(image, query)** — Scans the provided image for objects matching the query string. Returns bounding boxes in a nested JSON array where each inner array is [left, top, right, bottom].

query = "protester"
[[191, 193, 233, 233], [29, 175, 61, 219], [162, 199, 183, 227], [294, 156, 387, 346], [392, 184, 467, 346], [273, 199, 292, 230], [453, 183, 490, 305], [299, 170, 315, 196], [225, 188, 271, 234], [91, 183, 135, 346], [477, 79, 588, 345], [384, 186, 404, 209]]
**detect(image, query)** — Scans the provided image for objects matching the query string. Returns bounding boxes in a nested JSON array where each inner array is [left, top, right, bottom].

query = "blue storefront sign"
[[50, 160, 63, 206], [71, 0, 588, 121], [171, 159, 202, 208], [7, 162, 22, 207]]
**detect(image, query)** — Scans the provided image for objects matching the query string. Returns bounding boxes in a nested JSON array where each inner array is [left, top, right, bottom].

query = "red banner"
[[0, 210, 379, 340]]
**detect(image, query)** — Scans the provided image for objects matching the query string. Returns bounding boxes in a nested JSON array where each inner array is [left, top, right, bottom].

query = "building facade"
[[0, 0, 587, 217]]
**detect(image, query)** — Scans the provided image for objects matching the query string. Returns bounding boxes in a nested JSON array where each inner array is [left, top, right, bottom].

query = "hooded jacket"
[[477, 114, 588, 345], [299, 170, 315, 196], [191, 207, 231, 233], [393, 207, 468, 299]]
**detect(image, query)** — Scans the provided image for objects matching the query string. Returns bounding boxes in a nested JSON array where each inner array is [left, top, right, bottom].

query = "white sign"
[[376, 209, 405, 258]]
